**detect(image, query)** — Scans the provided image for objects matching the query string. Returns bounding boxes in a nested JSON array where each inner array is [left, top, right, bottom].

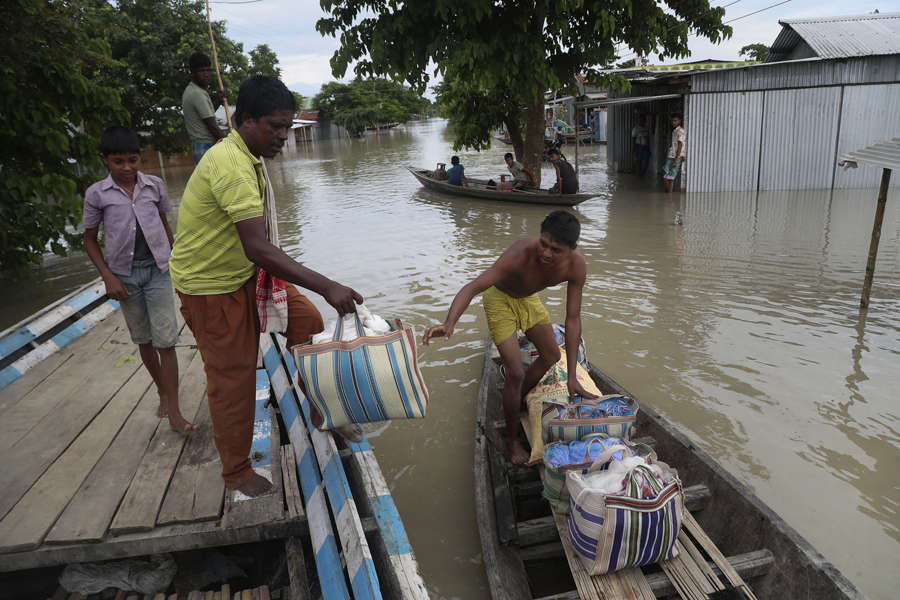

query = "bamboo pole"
[[860, 167, 892, 309], [205, 0, 232, 129]]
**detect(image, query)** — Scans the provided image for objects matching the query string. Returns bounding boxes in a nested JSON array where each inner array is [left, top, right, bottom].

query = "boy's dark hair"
[[504, 152, 513, 160], [671, 113, 682, 120], [189, 52, 211, 70], [548, 147, 560, 156], [451, 155, 460, 165], [234, 75, 296, 128], [99, 125, 140, 155], [541, 210, 580, 247]]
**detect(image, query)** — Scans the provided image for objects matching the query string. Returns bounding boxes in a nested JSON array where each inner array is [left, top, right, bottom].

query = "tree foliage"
[[318, 0, 731, 184], [250, 43, 281, 78], [313, 78, 430, 136], [739, 43, 770, 62], [0, 0, 126, 277]]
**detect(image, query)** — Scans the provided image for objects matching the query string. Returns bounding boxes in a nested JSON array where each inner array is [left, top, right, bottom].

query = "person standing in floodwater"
[[663, 115, 685, 193]]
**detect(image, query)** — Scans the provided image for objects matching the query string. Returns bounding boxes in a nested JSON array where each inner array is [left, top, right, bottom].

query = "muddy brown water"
[[3, 119, 898, 599]]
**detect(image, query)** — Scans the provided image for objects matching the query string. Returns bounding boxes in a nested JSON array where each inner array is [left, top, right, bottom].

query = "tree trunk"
[[504, 117, 524, 162], [522, 91, 546, 187]]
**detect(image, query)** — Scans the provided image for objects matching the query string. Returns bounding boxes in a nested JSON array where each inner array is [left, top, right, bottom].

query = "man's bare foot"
[[506, 439, 530, 465], [333, 423, 363, 442], [237, 472, 273, 497], [168, 415, 197, 436]]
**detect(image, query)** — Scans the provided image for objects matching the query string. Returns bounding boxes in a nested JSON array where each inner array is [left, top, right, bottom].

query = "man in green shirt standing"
[[170, 75, 363, 497], [182, 52, 226, 164]]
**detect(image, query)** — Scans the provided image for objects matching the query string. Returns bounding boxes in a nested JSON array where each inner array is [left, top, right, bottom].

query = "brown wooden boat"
[[475, 342, 866, 599], [408, 167, 595, 206]]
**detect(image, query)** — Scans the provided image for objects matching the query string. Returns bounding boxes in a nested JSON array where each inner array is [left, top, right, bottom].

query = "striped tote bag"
[[292, 314, 429, 429], [543, 394, 638, 444], [567, 462, 684, 575]]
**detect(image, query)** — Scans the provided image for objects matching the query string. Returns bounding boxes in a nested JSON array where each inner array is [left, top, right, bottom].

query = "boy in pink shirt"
[[83, 126, 194, 434]]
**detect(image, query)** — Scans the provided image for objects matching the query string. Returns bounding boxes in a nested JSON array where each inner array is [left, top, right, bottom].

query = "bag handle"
[[581, 436, 607, 462], [587, 444, 630, 472], [332, 312, 366, 342]]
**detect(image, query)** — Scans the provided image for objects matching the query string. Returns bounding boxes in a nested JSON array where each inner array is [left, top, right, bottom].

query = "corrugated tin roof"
[[838, 138, 900, 171], [767, 13, 900, 61]]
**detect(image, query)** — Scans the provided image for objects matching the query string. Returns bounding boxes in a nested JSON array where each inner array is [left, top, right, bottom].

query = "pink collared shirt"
[[82, 171, 172, 276]]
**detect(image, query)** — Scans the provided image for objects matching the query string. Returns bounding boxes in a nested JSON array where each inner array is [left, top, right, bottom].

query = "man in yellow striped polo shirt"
[[170, 75, 363, 497]]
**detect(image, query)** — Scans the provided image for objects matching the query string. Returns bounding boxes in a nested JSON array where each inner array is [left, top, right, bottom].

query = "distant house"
[[605, 12, 900, 192]]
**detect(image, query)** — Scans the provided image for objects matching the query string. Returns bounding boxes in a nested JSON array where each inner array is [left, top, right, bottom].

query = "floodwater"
[[3, 119, 898, 600]]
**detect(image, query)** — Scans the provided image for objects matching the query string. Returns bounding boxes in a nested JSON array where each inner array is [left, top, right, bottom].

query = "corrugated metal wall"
[[687, 92, 764, 193], [692, 55, 900, 92], [606, 104, 635, 173], [687, 58, 900, 192], [833, 82, 900, 188], [758, 87, 841, 190]]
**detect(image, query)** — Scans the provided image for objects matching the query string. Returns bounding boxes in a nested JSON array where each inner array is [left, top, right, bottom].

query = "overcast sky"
[[209, 0, 899, 98]]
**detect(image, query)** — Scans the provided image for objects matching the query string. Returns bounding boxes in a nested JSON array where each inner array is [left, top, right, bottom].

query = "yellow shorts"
[[482, 286, 551, 345]]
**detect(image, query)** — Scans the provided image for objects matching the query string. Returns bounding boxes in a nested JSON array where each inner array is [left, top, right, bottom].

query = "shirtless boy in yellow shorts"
[[423, 211, 597, 464]]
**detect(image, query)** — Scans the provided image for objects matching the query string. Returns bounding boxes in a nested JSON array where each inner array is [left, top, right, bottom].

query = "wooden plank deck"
[[0, 302, 306, 572]]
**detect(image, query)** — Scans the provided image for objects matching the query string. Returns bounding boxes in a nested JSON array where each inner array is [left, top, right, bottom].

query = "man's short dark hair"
[[671, 113, 682, 120], [188, 52, 211, 70], [99, 125, 140, 155], [451, 156, 460, 165], [541, 210, 580, 247], [504, 152, 513, 160], [234, 75, 296, 128], [548, 147, 560, 156]]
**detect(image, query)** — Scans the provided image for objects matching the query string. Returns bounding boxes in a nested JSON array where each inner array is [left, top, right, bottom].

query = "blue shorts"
[[663, 156, 683, 180], [191, 141, 215, 165], [634, 144, 650, 162], [117, 259, 179, 348]]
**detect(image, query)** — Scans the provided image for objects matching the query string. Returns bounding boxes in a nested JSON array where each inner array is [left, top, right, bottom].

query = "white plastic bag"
[[311, 304, 391, 344], [59, 554, 176, 595]]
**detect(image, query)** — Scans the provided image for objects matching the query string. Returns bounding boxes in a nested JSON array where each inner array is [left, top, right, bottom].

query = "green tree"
[[739, 43, 770, 62], [249, 43, 281, 78], [97, 0, 250, 155], [0, 0, 126, 277], [318, 0, 730, 185], [292, 92, 307, 110], [313, 78, 429, 136]]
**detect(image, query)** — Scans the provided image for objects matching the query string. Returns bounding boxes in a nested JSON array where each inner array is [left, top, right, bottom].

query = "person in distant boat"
[[504, 152, 534, 189], [182, 52, 227, 165], [433, 162, 448, 181], [83, 126, 195, 436], [170, 75, 364, 498], [446, 155, 467, 186], [424, 211, 597, 465], [548, 148, 578, 194]]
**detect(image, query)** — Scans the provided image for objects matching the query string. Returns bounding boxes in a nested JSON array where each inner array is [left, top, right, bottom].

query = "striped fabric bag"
[[567, 461, 684, 575], [291, 314, 429, 429], [543, 394, 638, 444]]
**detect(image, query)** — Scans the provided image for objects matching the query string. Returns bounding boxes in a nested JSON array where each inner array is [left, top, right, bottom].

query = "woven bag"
[[567, 459, 684, 575], [292, 314, 428, 429]]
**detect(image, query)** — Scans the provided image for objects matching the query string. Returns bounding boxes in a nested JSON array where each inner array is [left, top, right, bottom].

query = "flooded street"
[[4, 119, 898, 599]]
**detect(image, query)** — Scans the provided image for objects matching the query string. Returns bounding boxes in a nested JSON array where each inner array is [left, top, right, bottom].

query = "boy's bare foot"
[[237, 472, 273, 497], [506, 439, 530, 465], [168, 415, 197, 436], [333, 423, 364, 442]]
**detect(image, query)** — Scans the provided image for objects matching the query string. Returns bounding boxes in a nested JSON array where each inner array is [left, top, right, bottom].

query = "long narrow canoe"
[[408, 167, 595, 206], [475, 341, 865, 600]]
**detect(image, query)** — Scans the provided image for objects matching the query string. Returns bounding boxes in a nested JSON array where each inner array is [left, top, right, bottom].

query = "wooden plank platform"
[[0, 300, 306, 572]]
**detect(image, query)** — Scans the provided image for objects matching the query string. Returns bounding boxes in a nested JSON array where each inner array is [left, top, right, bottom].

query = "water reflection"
[[1, 120, 898, 599]]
